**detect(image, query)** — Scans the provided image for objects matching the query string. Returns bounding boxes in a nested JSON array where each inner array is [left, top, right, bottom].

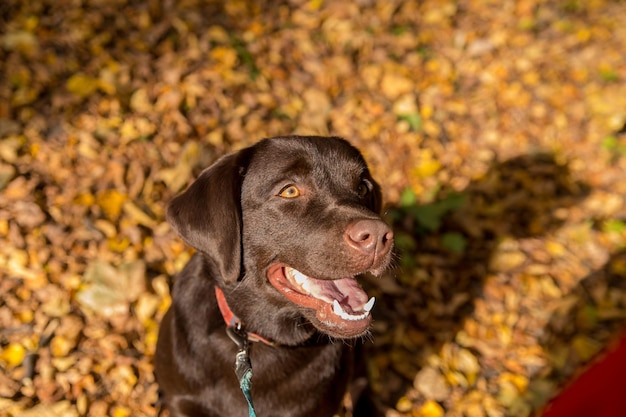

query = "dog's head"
[[167, 136, 394, 342]]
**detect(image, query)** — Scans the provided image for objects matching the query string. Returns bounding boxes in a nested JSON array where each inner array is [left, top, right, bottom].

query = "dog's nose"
[[345, 219, 394, 257]]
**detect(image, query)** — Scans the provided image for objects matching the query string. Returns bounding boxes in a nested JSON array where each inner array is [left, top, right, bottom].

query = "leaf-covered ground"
[[1, 0, 626, 416]]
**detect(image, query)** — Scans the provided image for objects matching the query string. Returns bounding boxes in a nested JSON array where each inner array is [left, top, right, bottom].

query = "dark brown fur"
[[155, 136, 393, 417]]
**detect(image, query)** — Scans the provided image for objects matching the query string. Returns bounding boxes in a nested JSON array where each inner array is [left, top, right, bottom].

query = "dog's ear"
[[166, 149, 253, 282]]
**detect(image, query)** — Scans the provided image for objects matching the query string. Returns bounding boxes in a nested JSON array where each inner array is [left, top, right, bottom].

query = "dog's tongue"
[[267, 265, 375, 332]]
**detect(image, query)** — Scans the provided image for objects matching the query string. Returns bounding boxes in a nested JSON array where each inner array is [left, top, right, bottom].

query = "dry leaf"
[[418, 400, 444, 417], [76, 260, 146, 317], [414, 367, 450, 401], [66, 73, 101, 98], [2, 1, 626, 416]]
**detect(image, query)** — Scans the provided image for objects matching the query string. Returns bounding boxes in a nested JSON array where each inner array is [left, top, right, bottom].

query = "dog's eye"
[[279, 185, 300, 198], [357, 180, 370, 198]]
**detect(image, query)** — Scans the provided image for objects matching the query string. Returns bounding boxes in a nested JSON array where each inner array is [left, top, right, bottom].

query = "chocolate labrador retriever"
[[155, 136, 394, 417]]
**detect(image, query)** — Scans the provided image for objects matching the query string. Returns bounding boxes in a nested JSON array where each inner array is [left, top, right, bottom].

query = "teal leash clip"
[[227, 325, 257, 417]]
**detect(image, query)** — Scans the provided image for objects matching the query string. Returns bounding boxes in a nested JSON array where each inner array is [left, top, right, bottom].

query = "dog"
[[155, 136, 394, 417]]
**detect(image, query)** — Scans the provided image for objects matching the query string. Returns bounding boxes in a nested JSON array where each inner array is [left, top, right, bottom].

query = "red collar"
[[214, 286, 276, 347]]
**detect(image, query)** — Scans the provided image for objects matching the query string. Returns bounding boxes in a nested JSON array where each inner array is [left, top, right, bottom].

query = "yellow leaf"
[[307, 0, 324, 10], [539, 275, 562, 298], [74, 192, 95, 206], [497, 380, 519, 407], [112, 406, 131, 417], [206, 129, 224, 146], [144, 319, 159, 355], [157, 142, 201, 192], [417, 400, 444, 417], [107, 237, 130, 252], [1, 343, 26, 367], [136, 294, 160, 324], [96, 190, 127, 220], [610, 257, 626, 275], [207, 25, 230, 43], [2, 31, 39, 56], [498, 324, 513, 345], [499, 372, 528, 393], [123, 201, 156, 227], [546, 240, 566, 257], [119, 119, 139, 143], [444, 370, 467, 387], [50, 335, 75, 357], [18, 310, 34, 323], [66, 73, 100, 98], [572, 335, 602, 361], [393, 94, 419, 116], [130, 88, 153, 113], [381, 71, 414, 100], [25, 16, 39, 31], [98, 65, 118, 95], [489, 250, 526, 272], [453, 348, 480, 384], [97, 78, 116, 95], [396, 396, 413, 412], [420, 104, 434, 119], [9, 400, 76, 417], [413, 159, 441, 178], [576, 28, 592, 42], [94, 219, 117, 238], [210, 46, 238, 69], [411, 149, 442, 178], [29, 143, 40, 157]]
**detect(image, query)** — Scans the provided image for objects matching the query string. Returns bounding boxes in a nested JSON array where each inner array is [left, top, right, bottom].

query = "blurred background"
[[1, 0, 625, 416]]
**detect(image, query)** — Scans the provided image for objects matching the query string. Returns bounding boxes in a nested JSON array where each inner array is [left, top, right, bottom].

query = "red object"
[[539, 333, 626, 417], [214, 286, 276, 346]]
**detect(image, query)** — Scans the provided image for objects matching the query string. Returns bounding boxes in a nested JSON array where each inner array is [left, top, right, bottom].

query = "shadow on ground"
[[535, 249, 626, 407], [363, 152, 596, 413]]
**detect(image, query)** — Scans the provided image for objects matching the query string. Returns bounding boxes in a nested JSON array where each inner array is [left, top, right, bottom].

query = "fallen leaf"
[[417, 400, 444, 417], [15, 400, 78, 417], [414, 366, 450, 401], [0, 343, 26, 368], [76, 260, 146, 317], [96, 190, 128, 221], [2, 30, 39, 56], [66, 73, 101, 98]]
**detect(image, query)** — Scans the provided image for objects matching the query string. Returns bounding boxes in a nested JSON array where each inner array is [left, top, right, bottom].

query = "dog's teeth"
[[300, 279, 312, 293], [290, 269, 313, 293], [292, 269, 307, 284], [332, 299, 370, 321], [333, 299, 344, 316], [363, 297, 375, 312]]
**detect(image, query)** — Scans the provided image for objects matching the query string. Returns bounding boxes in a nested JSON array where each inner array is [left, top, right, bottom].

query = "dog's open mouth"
[[267, 263, 374, 337]]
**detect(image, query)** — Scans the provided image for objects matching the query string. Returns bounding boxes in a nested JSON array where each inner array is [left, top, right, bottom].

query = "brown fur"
[[155, 136, 393, 417]]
